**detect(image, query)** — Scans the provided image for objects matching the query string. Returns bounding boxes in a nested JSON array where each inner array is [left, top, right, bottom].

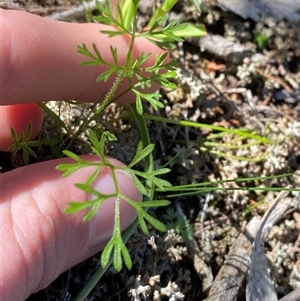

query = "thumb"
[[0, 156, 141, 301]]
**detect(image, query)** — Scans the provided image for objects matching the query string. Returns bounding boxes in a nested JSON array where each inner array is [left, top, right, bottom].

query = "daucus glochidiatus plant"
[[56, 0, 206, 274]]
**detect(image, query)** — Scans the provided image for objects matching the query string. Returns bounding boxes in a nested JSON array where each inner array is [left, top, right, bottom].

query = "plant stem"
[[64, 72, 125, 151], [73, 104, 155, 301], [143, 113, 271, 143]]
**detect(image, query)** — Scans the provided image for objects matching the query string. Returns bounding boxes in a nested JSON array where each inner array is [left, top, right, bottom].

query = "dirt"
[[1, 0, 300, 300]]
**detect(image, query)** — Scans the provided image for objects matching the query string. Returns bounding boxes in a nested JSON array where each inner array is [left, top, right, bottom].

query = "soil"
[[1, 0, 300, 300]]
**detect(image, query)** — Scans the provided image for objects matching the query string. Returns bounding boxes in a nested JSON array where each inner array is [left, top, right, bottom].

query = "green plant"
[[162, 207, 194, 241], [57, 130, 171, 271], [9, 120, 64, 164], [55, 0, 207, 275], [143, 113, 272, 162], [253, 30, 268, 50], [156, 172, 300, 198], [8, 123, 43, 164], [8, 122, 63, 164]]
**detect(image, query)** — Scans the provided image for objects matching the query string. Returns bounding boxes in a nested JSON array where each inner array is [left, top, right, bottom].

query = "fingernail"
[[88, 170, 142, 249]]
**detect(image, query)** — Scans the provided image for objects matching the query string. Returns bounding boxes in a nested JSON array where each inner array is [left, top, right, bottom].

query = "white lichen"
[[127, 275, 151, 301]]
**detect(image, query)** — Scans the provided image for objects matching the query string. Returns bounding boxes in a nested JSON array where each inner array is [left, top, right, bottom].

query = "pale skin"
[[0, 9, 163, 301]]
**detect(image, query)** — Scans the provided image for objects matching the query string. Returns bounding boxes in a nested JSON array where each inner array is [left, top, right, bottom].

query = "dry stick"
[[200, 193, 211, 241], [247, 232, 278, 301], [198, 34, 266, 65], [246, 190, 290, 301], [261, 193, 297, 240], [248, 193, 299, 301], [205, 190, 293, 301], [47, 0, 104, 21], [278, 288, 300, 301], [254, 67, 293, 94], [205, 216, 261, 301]]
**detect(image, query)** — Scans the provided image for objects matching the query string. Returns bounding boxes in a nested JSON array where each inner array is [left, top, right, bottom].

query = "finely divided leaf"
[[121, 244, 133, 270], [113, 241, 123, 272], [75, 183, 104, 196], [129, 172, 149, 196], [131, 52, 152, 69], [101, 238, 115, 268], [89, 130, 100, 149], [98, 131, 109, 160], [138, 200, 171, 207], [152, 168, 171, 175], [10, 127, 19, 142], [96, 69, 116, 82], [60, 150, 84, 163], [143, 212, 167, 232], [136, 207, 168, 233], [128, 142, 155, 167], [65, 201, 94, 214], [22, 145, 37, 157], [133, 90, 164, 111], [25, 123, 33, 141], [137, 213, 149, 234], [171, 23, 207, 38], [100, 230, 132, 272], [56, 163, 85, 177], [83, 204, 100, 221], [145, 171, 172, 190], [110, 46, 119, 67], [85, 168, 102, 187], [135, 94, 143, 114]]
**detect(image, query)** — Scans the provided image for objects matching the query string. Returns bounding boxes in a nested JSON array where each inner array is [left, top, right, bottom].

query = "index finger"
[[0, 9, 164, 105]]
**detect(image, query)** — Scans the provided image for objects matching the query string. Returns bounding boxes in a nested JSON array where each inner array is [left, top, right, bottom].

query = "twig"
[[278, 288, 300, 301], [246, 190, 290, 301], [198, 34, 266, 65], [200, 193, 211, 241], [206, 216, 261, 301], [47, 0, 104, 21], [254, 67, 293, 94]]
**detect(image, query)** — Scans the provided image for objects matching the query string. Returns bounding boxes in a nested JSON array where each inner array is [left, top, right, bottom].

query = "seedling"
[[253, 30, 268, 50], [8, 123, 42, 165], [9, 121, 64, 164], [55, 0, 207, 274]]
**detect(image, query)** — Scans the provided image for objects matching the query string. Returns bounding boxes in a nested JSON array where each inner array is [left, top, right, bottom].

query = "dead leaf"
[[205, 61, 227, 73]]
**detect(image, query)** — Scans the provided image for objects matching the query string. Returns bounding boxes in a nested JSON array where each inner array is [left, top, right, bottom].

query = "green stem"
[[95, 71, 125, 115], [65, 72, 125, 151], [143, 113, 271, 144], [147, 0, 177, 28], [209, 150, 267, 162], [204, 140, 262, 150], [163, 186, 300, 198], [73, 104, 154, 301]]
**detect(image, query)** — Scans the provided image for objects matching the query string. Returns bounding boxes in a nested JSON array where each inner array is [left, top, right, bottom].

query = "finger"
[[0, 103, 43, 151], [1, 9, 164, 105], [0, 156, 142, 301]]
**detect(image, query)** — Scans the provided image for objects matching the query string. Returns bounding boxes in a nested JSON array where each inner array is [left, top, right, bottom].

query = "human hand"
[[0, 10, 163, 301]]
